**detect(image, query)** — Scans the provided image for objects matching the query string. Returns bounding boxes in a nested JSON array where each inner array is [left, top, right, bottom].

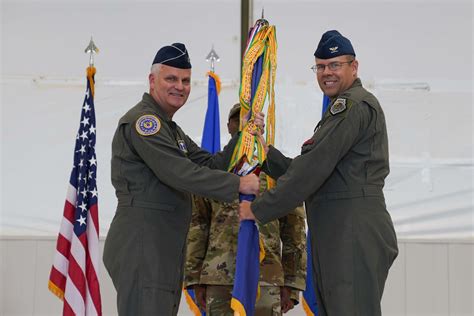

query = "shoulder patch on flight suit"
[[178, 140, 188, 153], [330, 98, 347, 115], [301, 137, 316, 155], [135, 114, 161, 136]]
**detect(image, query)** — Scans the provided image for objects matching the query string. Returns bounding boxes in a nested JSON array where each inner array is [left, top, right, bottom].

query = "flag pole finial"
[[206, 46, 220, 73], [256, 8, 268, 25], [85, 37, 99, 67]]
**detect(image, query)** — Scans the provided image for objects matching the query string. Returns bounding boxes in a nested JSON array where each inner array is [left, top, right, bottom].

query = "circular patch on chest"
[[135, 115, 161, 136]]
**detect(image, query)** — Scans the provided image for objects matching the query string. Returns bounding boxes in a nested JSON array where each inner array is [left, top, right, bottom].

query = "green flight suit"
[[103, 93, 240, 316], [252, 79, 399, 316]]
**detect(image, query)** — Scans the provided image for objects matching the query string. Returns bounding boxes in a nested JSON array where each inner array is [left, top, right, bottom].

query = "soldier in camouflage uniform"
[[184, 104, 307, 316]]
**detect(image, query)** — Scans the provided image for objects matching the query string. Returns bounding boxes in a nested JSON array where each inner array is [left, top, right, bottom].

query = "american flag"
[[48, 66, 102, 316]]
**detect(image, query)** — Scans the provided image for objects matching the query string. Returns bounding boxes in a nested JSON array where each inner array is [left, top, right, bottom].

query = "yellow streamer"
[[230, 21, 278, 316], [229, 22, 277, 189]]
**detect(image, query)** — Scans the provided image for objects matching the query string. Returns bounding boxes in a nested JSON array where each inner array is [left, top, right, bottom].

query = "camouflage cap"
[[228, 103, 241, 120]]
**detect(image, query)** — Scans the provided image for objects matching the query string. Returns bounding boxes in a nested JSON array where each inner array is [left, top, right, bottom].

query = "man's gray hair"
[[150, 63, 162, 75]]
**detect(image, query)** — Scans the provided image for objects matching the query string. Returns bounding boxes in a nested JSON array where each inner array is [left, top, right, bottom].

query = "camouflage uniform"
[[206, 285, 281, 316], [185, 173, 307, 315]]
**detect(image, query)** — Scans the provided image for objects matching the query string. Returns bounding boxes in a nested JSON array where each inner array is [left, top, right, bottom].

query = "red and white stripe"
[[49, 184, 102, 316]]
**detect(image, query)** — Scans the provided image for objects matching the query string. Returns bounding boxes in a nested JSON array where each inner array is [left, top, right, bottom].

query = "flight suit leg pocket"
[[141, 284, 175, 315]]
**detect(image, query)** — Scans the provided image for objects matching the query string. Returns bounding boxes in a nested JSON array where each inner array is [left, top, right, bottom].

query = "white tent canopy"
[[1, 0, 472, 240]]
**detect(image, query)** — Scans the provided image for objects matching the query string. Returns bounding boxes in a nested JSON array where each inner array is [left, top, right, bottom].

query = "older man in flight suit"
[[103, 43, 259, 316], [239, 31, 398, 316]]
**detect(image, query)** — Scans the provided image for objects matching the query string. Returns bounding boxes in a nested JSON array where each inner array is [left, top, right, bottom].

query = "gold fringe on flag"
[[183, 288, 203, 316], [87, 66, 96, 98], [48, 280, 65, 301], [207, 71, 221, 95]]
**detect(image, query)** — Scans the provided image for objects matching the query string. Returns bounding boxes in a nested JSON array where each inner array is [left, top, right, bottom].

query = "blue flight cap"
[[152, 43, 192, 69], [314, 30, 356, 59]]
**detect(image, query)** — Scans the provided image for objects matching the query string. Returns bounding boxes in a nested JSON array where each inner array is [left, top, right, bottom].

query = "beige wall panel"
[[33, 240, 62, 315], [2, 240, 37, 316], [448, 243, 474, 316], [382, 242, 406, 316], [0, 241, 7, 316], [406, 243, 449, 316], [98, 241, 118, 316]]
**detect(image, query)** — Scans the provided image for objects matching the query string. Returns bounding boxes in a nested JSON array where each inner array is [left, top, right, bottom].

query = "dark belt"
[[117, 195, 134, 207], [117, 195, 175, 211], [314, 186, 384, 201]]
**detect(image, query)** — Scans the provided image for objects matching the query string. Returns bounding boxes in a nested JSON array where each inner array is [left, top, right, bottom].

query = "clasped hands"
[[242, 110, 269, 154]]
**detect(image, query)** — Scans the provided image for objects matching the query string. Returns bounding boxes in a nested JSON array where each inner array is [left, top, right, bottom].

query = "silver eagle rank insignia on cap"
[[330, 98, 347, 115], [329, 46, 339, 54]]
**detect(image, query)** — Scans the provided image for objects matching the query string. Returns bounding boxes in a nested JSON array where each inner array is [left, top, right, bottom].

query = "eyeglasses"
[[310, 60, 353, 73]]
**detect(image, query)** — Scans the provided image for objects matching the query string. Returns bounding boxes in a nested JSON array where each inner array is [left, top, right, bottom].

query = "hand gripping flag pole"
[[230, 12, 277, 316]]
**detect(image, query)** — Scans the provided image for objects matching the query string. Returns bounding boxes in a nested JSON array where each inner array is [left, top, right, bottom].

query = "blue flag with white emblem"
[[183, 72, 222, 316], [201, 72, 221, 153], [231, 219, 261, 316], [230, 51, 265, 316]]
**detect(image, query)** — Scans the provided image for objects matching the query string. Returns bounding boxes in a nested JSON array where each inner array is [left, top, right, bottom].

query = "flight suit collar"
[[343, 77, 362, 95], [141, 92, 172, 122], [329, 78, 362, 103], [141, 93, 187, 153]]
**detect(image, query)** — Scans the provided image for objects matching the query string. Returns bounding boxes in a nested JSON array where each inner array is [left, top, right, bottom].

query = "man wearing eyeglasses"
[[239, 30, 399, 316]]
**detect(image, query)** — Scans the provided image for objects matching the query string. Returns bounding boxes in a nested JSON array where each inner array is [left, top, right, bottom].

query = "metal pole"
[[240, 0, 253, 76]]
